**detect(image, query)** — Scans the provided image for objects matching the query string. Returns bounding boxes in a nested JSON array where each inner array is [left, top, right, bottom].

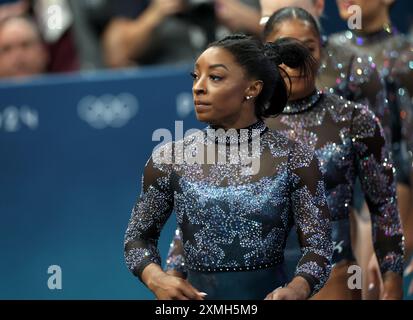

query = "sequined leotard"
[[166, 93, 404, 281], [329, 27, 413, 185], [124, 121, 333, 299]]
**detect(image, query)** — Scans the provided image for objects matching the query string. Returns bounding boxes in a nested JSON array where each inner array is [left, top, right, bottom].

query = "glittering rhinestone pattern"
[[124, 121, 333, 296]]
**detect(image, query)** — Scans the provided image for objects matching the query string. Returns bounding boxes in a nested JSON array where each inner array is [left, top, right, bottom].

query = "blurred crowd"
[[0, 0, 263, 79], [0, 0, 411, 80]]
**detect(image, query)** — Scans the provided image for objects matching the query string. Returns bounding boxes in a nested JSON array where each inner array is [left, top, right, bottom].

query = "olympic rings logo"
[[77, 93, 139, 129]]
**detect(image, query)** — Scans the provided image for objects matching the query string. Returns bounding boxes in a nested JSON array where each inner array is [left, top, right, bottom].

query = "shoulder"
[[391, 37, 413, 73], [350, 101, 377, 120], [152, 129, 205, 166], [265, 129, 316, 170], [326, 32, 373, 67], [328, 31, 354, 49], [349, 103, 381, 138], [321, 93, 359, 119]]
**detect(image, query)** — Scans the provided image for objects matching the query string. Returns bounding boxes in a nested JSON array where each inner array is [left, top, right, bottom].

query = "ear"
[[245, 80, 264, 100]]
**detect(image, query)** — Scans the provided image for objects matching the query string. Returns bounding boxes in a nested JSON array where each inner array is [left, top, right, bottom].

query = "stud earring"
[[246, 96, 253, 100]]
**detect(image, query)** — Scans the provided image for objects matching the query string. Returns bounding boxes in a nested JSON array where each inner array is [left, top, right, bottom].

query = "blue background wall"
[[0, 66, 202, 299]]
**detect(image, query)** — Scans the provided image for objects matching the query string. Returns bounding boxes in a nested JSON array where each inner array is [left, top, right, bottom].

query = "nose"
[[192, 76, 207, 96]]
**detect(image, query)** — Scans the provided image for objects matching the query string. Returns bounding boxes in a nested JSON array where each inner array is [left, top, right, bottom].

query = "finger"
[[368, 263, 382, 298], [174, 294, 189, 300], [266, 286, 283, 300], [264, 293, 272, 300], [264, 293, 271, 300], [179, 282, 204, 300], [273, 293, 285, 300]]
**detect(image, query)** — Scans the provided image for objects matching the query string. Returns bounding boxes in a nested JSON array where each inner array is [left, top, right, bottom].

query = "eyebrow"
[[195, 63, 229, 71]]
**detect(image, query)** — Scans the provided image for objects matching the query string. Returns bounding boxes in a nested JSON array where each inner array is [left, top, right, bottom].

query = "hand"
[[366, 254, 383, 299], [265, 286, 302, 300], [150, 273, 204, 300], [265, 276, 311, 300], [165, 269, 186, 279], [381, 272, 403, 300], [143, 263, 204, 300], [149, 0, 186, 20]]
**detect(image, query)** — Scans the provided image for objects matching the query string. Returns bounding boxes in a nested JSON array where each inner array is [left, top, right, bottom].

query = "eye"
[[190, 72, 198, 80], [209, 75, 223, 81]]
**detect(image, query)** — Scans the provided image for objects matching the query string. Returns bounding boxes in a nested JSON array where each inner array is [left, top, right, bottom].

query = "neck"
[[210, 117, 259, 130], [283, 89, 321, 115], [206, 118, 267, 145], [210, 107, 259, 130], [288, 85, 317, 102], [360, 12, 391, 34]]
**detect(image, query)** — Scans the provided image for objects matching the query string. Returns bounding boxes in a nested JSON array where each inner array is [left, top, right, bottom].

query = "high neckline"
[[205, 120, 268, 145], [282, 90, 322, 115], [346, 25, 398, 46]]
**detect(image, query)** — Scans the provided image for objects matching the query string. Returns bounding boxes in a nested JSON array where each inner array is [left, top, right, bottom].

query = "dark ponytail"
[[208, 34, 316, 118], [265, 36, 317, 85]]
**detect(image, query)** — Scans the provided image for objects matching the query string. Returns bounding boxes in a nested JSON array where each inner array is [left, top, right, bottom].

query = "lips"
[[339, 0, 354, 10], [194, 100, 211, 112], [194, 100, 211, 106]]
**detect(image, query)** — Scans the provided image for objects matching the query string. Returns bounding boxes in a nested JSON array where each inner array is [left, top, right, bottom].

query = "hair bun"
[[265, 38, 316, 71]]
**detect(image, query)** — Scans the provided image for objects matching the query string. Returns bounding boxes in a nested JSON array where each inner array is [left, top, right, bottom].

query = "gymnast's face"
[[260, 0, 324, 24], [192, 47, 254, 128], [266, 19, 320, 101]]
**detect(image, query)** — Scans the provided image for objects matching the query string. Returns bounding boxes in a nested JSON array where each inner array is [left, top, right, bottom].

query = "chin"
[[339, 13, 352, 21], [195, 112, 211, 123]]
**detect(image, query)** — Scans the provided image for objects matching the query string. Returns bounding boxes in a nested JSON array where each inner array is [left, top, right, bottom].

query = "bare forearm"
[[237, 9, 262, 36], [141, 263, 166, 291], [103, 7, 161, 68]]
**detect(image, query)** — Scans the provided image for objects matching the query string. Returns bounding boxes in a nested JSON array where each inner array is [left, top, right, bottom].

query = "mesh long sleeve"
[[351, 104, 405, 275], [124, 155, 174, 280], [289, 142, 333, 296]]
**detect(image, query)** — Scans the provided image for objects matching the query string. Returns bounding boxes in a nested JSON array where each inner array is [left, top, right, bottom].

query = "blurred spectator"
[[260, 0, 324, 24], [69, 0, 113, 70], [31, 0, 79, 72], [0, 0, 28, 21], [102, 0, 261, 68], [214, 0, 262, 36], [0, 0, 80, 73], [0, 15, 48, 79]]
